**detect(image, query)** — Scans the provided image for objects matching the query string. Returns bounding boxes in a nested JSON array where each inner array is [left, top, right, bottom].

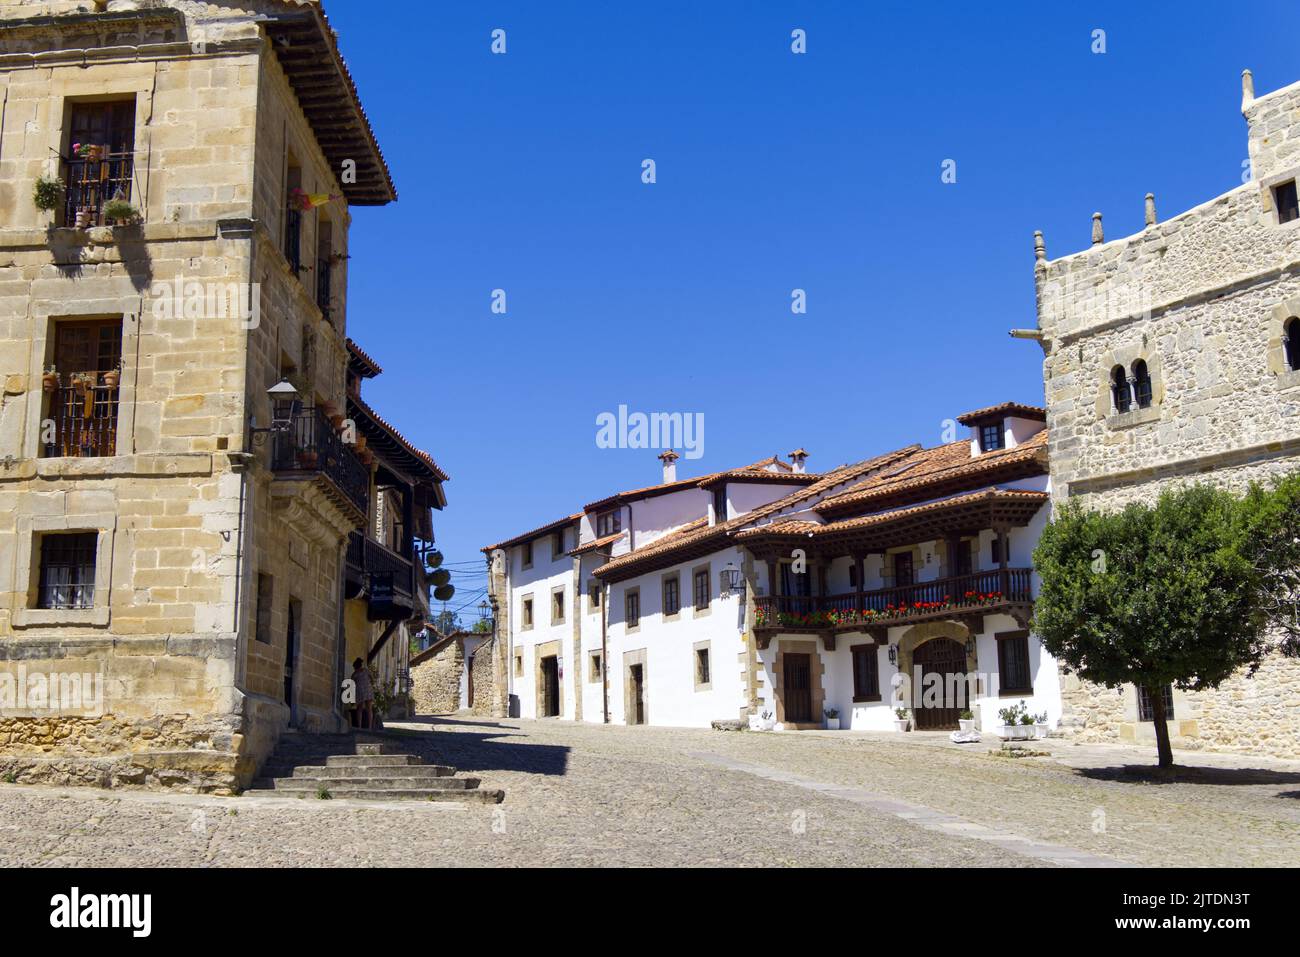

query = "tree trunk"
[[1146, 685, 1174, 769]]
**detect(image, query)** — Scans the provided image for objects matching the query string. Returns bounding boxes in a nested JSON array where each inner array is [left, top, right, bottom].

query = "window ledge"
[[694, 683, 712, 693], [1276, 369, 1300, 391], [13, 607, 110, 629], [1105, 405, 1160, 430], [852, 695, 882, 703]]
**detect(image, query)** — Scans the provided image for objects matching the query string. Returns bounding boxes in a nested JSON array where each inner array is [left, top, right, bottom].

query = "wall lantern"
[[888, 644, 898, 666], [478, 599, 491, 622], [720, 563, 743, 597], [965, 636, 976, 655], [250, 378, 301, 442]]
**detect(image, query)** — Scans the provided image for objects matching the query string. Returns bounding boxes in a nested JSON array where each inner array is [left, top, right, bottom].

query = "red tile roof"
[[482, 514, 582, 554], [956, 401, 1046, 425]]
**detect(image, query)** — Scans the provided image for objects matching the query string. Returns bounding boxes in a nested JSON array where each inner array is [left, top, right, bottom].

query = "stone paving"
[[0, 717, 1296, 867]]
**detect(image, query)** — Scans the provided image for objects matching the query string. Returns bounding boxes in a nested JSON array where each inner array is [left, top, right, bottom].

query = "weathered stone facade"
[[1033, 70, 1300, 758], [0, 1, 403, 790], [410, 635, 463, 715]]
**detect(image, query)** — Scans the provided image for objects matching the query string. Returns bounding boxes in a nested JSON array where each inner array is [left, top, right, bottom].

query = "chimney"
[[787, 448, 809, 474], [658, 449, 679, 483]]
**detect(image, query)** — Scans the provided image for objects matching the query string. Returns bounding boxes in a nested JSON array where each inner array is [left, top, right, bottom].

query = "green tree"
[[1239, 471, 1300, 658], [1032, 484, 1268, 769]]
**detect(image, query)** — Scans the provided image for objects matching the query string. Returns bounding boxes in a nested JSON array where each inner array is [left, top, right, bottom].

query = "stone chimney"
[[658, 449, 679, 483], [787, 448, 809, 474]]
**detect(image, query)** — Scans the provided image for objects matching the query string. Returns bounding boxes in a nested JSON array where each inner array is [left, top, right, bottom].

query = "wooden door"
[[913, 638, 967, 730], [630, 664, 645, 724], [783, 653, 812, 723], [466, 654, 475, 709], [541, 656, 560, 717]]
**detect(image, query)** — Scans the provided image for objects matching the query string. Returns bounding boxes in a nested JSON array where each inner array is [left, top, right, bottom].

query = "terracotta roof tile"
[[570, 531, 625, 556], [482, 514, 582, 554], [956, 401, 1046, 425], [351, 394, 449, 482]]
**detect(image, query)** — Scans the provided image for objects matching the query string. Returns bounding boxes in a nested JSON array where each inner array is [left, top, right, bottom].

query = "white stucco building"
[[485, 404, 1064, 734]]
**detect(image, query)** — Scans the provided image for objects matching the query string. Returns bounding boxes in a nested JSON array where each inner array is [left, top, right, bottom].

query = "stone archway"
[[894, 621, 980, 727]]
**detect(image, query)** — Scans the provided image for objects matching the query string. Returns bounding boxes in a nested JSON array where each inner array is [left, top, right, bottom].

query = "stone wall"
[[410, 637, 463, 715], [1035, 73, 1300, 759]]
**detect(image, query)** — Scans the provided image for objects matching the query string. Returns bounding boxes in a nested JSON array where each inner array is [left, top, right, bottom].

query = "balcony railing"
[[270, 406, 369, 512], [753, 568, 1033, 631], [44, 381, 119, 458], [63, 152, 134, 227]]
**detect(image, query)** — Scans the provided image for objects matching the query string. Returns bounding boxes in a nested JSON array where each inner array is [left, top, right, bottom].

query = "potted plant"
[[74, 206, 95, 229], [102, 197, 140, 226], [33, 174, 64, 213], [998, 701, 1033, 740], [893, 706, 911, 732], [70, 371, 97, 417], [42, 366, 59, 393], [101, 363, 121, 391], [297, 449, 319, 468], [958, 709, 976, 733], [1034, 711, 1050, 739], [824, 708, 840, 731], [73, 142, 105, 162], [748, 710, 775, 732]]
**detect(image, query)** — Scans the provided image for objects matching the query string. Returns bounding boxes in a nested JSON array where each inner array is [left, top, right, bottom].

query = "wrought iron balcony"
[[752, 568, 1033, 634], [44, 381, 119, 458], [63, 152, 134, 227], [270, 406, 369, 514]]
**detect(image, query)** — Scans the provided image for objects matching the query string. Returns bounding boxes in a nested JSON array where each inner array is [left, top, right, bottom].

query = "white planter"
[[825, 718, 840, 730], [1001, 724, 1032, 740], [1035, 722, 1049, 739], [894, 719, 910, 732], [748, 715, 776, 732], [958, 718, 976, 733]]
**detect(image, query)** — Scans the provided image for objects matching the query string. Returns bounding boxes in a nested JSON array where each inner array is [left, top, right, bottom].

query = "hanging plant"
[[425, 549, 443, 570], [102, 197, 140, 226], [430, 569, 451, 588], [33, 175, 64, 213], [433, 583, 456, 602]]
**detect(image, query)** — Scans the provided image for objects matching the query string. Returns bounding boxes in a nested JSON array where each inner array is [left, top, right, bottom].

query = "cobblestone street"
[[1, 718, 1297, 867]]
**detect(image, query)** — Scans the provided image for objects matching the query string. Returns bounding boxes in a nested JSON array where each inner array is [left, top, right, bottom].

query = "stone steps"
[[249, 731, 502, 804]]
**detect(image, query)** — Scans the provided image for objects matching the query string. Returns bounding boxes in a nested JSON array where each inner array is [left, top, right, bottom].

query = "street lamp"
[[250, 378, 301, 442], [719, 562, 743, 597]]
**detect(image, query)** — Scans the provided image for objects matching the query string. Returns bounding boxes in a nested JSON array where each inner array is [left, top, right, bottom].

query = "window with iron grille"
[[625, 589, 640, 629], [979, 421, 1004, 452], [596, 509, 621, 537], [662, 574, 680, 617], [852, 645, 880, 701], [37, 532, 98, 610], [284, 162, 303, 273], [1137, 684, 1175, 722], [64, 99, 136, 227], [997, 631, 1033, 694], [46, 318, 123, 458], [693, 568, 710, 610], [316, 218, 334, 315]]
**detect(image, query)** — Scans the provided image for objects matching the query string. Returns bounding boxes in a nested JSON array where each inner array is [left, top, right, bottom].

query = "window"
[[551, 587, 565, 624], [781, 563, 811, 596], [553, 529, 566, 560], [712, 487, 727, 522], [521, 596, 534, 629], [1137, 684, 1175, 722], [990, 536, 1004, 566], [1132, 359, 1153, 409], [1286, 318, 1300, 372], [589, 652, 603, 682], [1111, 365, 1132, 414], [64, 99, 135, 226], [852, 644, 880, 701], [284, 161, 303, 272], [514, 653, 524, 678], [46, 318, 123, 458], [588, 580, 601, 609], [997, 631, 1033, 694], [1275, 179, 1299, 224], [37, 532, 98, 610], [625, 589, 640, 629], [849, 563, 858, 588], [893, 552, 914, 587], [979, 421, 1004, 452], [255, 573, 274, 643], [316, 217, 334, 315], [521, 541, 533, 569], [662, 574, 680, 617], [952, 540, 974, 576], [596, 509, 621, 537], [693, 568, 711, 611], [695, 647, 711, 689]]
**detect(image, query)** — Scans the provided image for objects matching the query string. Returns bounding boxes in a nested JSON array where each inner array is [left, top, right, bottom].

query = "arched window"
[[1285, 318, 1300, 372], [1111, 365, 1132, 414], [1132, 359, 1153, 409]]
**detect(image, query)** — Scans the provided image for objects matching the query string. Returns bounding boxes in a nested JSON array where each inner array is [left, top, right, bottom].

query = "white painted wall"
[[507, 527, 576, 721]]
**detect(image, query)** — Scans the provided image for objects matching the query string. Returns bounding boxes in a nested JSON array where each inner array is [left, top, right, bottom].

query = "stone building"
[[0, 0, 444, 789], [409, 629, 492, 716], [1028, 69, 1300, 758]]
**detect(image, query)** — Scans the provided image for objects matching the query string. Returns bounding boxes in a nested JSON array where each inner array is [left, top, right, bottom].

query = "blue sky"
[[325, 0, 1299, 614]]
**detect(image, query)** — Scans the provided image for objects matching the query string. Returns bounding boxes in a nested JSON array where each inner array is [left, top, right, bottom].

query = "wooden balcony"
[[752, 568, 1033, 649], [345, 531, 417, 622]]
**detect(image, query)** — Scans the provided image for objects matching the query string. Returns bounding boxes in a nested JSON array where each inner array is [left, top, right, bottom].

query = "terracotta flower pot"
[[102, 369, 120, 390], [42, 373, 59, 393]]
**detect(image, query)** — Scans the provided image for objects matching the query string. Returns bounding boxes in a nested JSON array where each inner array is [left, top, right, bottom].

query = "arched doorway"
[[912, 637, 968, 730]]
